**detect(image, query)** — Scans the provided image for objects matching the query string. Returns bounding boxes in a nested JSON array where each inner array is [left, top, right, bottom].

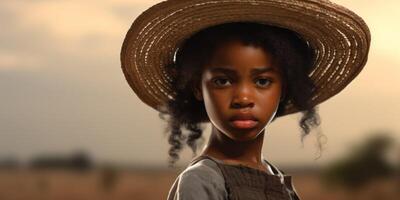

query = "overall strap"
[[263, 159, 301, 200], [263, 159, 285, 182]]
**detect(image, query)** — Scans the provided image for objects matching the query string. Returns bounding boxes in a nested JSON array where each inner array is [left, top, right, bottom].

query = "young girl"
[[120, 0, 371, 199]]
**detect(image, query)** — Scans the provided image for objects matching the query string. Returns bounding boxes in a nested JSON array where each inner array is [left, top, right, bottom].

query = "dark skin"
[[193, 38, 283, 173]]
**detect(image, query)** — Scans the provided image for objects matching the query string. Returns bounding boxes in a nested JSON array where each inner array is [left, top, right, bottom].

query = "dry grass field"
[[0, 169, 398, 200]]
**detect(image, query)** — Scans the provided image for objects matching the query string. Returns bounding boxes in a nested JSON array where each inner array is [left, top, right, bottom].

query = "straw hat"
[[120, 0, 371, 117]]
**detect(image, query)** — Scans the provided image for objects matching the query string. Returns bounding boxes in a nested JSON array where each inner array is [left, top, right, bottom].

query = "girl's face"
[[194, 39, 283, 141]]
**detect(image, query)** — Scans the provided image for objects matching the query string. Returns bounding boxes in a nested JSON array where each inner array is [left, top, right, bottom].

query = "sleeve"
[[168, 168, 226, 200]]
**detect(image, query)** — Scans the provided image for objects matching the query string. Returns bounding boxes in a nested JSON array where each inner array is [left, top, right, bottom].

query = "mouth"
[[230, 120, 259, 129], [229, 113, 259, 129]]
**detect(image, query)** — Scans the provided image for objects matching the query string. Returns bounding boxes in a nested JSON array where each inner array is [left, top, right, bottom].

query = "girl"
[[120, 0, 371, 199]]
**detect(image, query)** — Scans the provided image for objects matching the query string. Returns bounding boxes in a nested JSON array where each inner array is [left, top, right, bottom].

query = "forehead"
[[205, 39, 280, 74]]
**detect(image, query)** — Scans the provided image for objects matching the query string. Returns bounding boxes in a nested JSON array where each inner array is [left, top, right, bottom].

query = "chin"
[[226, 129, 262, 142]]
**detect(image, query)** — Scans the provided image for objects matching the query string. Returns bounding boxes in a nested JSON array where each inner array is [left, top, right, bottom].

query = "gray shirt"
[[167, 158, 278, 200]]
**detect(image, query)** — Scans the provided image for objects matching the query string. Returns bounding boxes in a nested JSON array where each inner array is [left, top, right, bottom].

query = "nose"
[[231, 84, 255, 109]]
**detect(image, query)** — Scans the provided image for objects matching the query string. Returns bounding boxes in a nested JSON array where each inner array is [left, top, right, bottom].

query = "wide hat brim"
[[121, 0, 371, 117]]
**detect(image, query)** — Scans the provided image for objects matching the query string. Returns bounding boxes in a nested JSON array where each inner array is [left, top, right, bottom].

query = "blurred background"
[[0, 0, 399, 199]]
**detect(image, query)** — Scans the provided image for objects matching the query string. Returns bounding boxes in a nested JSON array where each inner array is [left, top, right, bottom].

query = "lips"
[[230, 113, 258, 121], [230, 120, 258, 129], [229, 113, 259, 129]]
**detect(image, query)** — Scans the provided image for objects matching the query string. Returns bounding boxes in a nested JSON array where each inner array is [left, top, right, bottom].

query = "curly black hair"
[[158, 22, 326, 167]]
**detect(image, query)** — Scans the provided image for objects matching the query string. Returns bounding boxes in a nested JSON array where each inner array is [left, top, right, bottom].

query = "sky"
[[0, 0, 399, 168]]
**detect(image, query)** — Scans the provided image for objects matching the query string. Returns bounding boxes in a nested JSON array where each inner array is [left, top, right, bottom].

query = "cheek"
[[256, 87, 282, 123], [208, 90, 229, 108], [258, 90, 281, 108], [201, 83, 229, 120]]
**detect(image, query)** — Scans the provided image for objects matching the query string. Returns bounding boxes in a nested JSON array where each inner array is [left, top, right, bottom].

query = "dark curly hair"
[[158, 22, 327, 167]]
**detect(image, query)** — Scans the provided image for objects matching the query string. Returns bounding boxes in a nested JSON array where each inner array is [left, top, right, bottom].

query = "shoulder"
[[167, 159, 227, 200], [181, 158, 224, 183]]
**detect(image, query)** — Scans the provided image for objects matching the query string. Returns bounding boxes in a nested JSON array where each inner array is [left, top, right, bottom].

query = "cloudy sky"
[[1, 0, 399, 168]]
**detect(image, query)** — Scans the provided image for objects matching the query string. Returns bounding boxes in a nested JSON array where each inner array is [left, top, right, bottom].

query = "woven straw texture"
[[120, 0, 371, 117]]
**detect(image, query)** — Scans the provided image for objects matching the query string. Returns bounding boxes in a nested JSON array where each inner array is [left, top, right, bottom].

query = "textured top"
[[167, 155, 300, 200]]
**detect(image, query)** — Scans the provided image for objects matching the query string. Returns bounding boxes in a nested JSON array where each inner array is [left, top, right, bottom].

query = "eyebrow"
[[209, 66, 277, 75]]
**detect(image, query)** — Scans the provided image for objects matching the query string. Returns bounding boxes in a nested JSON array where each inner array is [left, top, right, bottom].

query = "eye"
[[255, 78, 273, 87], [213, 77, 232, 87]]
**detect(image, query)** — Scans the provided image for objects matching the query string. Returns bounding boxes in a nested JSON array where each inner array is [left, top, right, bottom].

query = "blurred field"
[[0, 168, 398, 200]]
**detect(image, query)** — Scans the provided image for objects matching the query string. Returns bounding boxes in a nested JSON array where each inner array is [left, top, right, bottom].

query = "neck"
[[201, 125, 266, 165]]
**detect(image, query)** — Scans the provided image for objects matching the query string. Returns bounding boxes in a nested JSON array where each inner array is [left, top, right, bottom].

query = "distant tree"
[[70, 150, 93, 170], [321, 131, 397, 190], [0, 156, 20, 169], [29, 150, 93, 171]]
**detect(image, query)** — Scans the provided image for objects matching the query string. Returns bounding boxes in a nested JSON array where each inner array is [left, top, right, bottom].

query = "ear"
[[192, 81, 203, 101]]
